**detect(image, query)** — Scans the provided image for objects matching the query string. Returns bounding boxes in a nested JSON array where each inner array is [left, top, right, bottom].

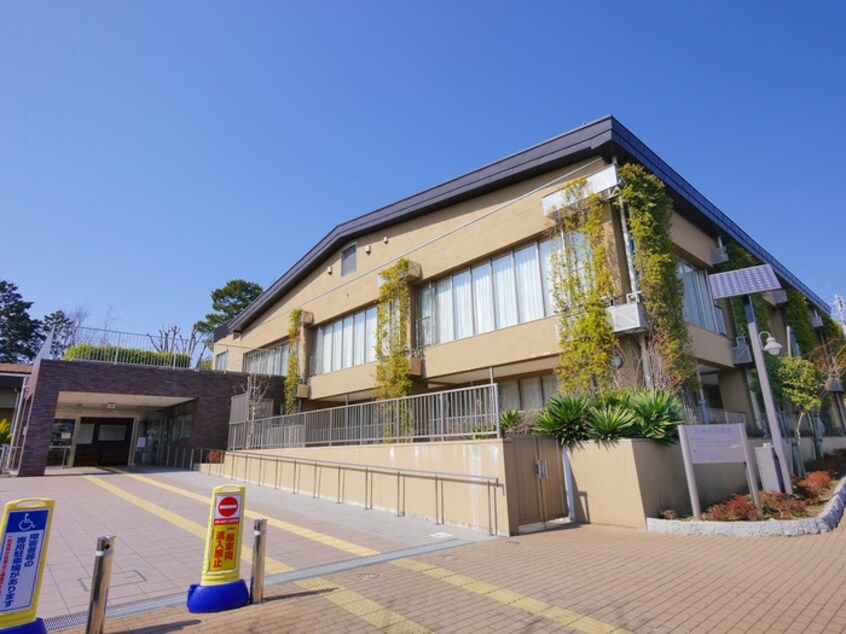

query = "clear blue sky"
[[2, 1, 845, 333]]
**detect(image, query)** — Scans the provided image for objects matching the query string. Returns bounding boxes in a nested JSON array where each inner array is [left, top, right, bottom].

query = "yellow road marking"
[[84, 475, 430, 633], [111, 470, 630, 633], [114, 469, 377, 557]]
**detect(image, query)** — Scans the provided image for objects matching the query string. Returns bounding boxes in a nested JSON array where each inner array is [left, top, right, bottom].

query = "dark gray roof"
[[221, 115, 828, 337]]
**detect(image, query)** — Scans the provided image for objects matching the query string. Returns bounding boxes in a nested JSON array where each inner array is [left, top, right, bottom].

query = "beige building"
[[214, 116, 843, 436]]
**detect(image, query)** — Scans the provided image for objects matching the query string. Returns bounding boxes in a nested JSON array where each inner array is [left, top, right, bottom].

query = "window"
[[243, 343, 289, 376], [313, 305, 379, 374], [678, 259, 719, 332], [417, 236, 589, 347], [499, 374, 559, 411], [341, 243, 357, 276], [214, 351, 228, 371]]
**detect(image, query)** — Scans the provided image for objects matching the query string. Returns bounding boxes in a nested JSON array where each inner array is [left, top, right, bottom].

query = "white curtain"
[[331, 320, 343, 372], [492, 254, 518, 328], [499, 380, 521, 411], [472, 263, 495, 334], [319, 325, 332, 374], [353, 311, 365, 366], [680, 260, 718, 332], [452, 270, 474, 340], [514, 244, 544, 323], [520, 377, 544, 411], [365, 307, 377, 362], [342, 315, 354, 369], [419, 285, 434, 347], [435, 277, 454, 344], [278, 343, 289, 376], [542, 374, 558, 402]]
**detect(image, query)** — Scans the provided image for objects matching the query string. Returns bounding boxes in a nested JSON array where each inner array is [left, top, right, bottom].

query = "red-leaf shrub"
[[705, 494, 762, 521], [796, 471, 832, 501], [760, 492, 807, 519]]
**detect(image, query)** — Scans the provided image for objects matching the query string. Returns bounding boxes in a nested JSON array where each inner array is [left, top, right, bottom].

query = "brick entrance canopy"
[[16, 359, 254, 476]]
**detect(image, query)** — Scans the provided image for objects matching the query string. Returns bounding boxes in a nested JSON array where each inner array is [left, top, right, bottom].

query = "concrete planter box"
[[569, 439, 690, 529], [570, 437, 846, 531]]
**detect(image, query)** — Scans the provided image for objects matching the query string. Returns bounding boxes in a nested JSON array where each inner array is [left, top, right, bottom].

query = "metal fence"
[[49, 326, 210, 369], [229, 383, 501, 450], [195, 448, 500, 535]]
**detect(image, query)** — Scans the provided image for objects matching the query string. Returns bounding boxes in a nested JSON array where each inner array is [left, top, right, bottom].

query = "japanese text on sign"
[[686, 424, 746, 464], [0, 510, 49, 613]]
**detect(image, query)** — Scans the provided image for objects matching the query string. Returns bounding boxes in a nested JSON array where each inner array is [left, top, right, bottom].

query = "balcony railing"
[[40, 326, 212, 370], [229, 383, 501, 450]]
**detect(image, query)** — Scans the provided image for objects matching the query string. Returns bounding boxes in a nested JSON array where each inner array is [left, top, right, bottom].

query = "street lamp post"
[[743, 296, 793, 494]]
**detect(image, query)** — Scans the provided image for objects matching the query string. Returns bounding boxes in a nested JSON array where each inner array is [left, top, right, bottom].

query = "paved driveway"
[[4, 467, 846, 633]]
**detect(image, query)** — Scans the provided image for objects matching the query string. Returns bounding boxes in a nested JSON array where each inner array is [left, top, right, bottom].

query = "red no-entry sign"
[[217, 496, 239, 517]]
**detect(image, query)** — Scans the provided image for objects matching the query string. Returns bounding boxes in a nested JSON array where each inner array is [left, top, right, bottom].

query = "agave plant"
[[499, 409, 522, 435], [587, 403, 636, 441], [535, 394, 592, 447], [627, 389, 684, 446]]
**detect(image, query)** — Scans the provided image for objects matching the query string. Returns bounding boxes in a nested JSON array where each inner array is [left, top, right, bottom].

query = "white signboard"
[[685, 424, 746, 464], [0, 508, 50, 613], [678, 423, 760, 521]]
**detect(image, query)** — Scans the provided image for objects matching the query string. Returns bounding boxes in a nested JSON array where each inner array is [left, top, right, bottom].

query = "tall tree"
[[42, 307, 89, 358], [0, 280, 42, 363], [194, 279, 263, 341]]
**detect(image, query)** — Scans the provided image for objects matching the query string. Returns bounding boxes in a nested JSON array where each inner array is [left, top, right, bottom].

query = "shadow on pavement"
[[118, 619, 202, 633]]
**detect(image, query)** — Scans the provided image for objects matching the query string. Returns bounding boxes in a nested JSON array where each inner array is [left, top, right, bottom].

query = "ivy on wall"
[[785, 289, 817, 356], [374, 259, 412, 401], [284, 308, 303, 414], [548, 181, 618, 394], [618, 163, 695, 395], [723, 242, 771, 335]]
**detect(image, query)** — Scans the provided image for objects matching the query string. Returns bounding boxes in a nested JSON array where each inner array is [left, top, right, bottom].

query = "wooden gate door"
[[512, 435, 567, 527]]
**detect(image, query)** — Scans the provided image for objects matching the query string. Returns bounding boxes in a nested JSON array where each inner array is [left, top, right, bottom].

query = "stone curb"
[[646, 476, 846, 537]]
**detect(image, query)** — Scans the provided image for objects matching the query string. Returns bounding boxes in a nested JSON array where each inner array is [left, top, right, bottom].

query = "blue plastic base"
[[186, 579, 249, 613], [0, 618, 48, 634]]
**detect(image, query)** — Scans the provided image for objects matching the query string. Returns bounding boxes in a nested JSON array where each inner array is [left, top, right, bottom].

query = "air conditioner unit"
[[606, 301, 647, 334], [731, 337, 753, 365], [543, 165, 619, 216], [376, 261, 422, 288]]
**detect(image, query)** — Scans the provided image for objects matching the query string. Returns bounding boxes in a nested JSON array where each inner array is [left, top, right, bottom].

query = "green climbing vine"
[[785, 289, 817, 356], [374, 259, 412, 401], [723, 242, 770, 335], [618, 163, 695, 394], [548, 180, 617, 394], [284, 308, 303, 414]]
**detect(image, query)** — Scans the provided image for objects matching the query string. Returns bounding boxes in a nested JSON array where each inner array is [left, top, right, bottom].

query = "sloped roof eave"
[[218, 116, 827, 340]]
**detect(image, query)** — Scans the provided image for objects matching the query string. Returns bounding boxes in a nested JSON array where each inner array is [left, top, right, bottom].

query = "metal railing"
[[229, 383, 500, 450], [45, 326, 211, 370], [195, 448, 500, 535], [703, 407, 748, 425]]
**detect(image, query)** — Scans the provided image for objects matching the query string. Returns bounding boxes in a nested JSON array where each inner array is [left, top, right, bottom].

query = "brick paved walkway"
[[6, 467, 846, 632]]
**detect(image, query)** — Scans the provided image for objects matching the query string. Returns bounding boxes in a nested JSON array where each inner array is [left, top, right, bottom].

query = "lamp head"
[[762, 335, 783, 356]]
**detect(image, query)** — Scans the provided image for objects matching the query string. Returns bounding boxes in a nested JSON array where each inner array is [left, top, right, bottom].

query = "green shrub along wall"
[[64, 344, 191, 368]]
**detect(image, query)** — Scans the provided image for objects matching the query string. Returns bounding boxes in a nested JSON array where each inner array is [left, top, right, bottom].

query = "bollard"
[[250, 519, 267, 604], [85, 536, 115, 634]]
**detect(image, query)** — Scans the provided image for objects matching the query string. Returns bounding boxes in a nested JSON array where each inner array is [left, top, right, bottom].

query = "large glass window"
[[679, 259, 719, 332], [418, 236, 589, 347], [313, 305, 380, 374], [499, 374, 558, 411], [243, 344, 288, 376]]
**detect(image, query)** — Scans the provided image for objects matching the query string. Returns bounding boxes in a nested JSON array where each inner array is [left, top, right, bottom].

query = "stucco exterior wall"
[[207, 440, 513, 534]]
